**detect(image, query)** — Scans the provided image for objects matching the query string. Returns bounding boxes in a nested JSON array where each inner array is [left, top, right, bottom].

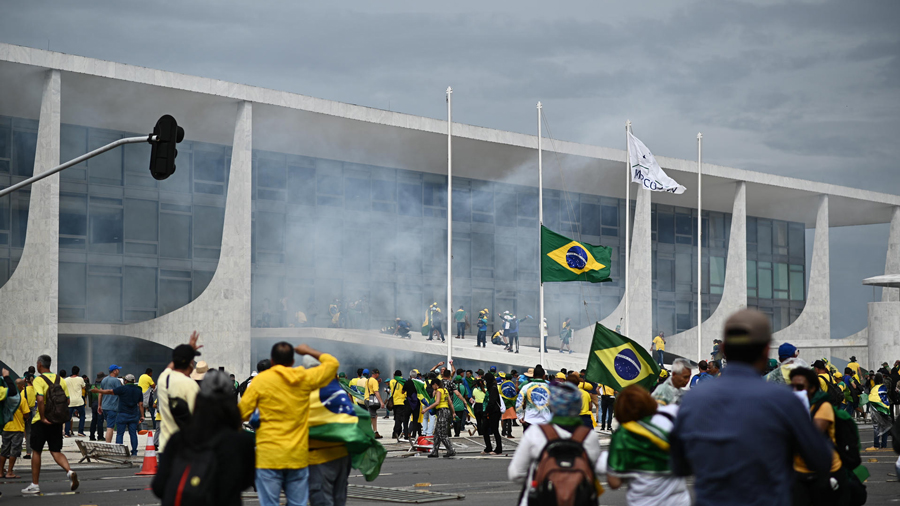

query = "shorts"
[[1, 431, 24, 457], [30, 421, 64, 453], [368, 406, 379, 418], [104, 410, 118, 430]]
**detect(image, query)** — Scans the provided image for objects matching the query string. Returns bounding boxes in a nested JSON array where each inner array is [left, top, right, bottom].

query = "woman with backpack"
[[508, 382, 601, 506], [604, 385, 690, 506], [152, 370, 255, 506]]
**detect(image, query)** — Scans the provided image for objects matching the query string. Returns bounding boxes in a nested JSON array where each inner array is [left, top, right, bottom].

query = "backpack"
[[526, 425, 598, 506], [813, 400, 862, 471], [39, 375, 71, 424], [821, 375, 844, 406], [159, 436, 221, 506]]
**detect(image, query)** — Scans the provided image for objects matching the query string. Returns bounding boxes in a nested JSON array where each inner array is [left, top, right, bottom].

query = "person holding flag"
[[499, 373, 518, 438], [868, 372, 893, 450], [515, 365, 552, 431]]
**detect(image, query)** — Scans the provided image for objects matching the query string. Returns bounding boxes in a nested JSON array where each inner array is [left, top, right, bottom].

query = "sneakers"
[[23, 454, 31, 460], [428, 453, 439, 458], [444, 452, 456, 458], [21, 484, 40, 495], [374, 432, 383, 440], [69, 471, 79, 491]]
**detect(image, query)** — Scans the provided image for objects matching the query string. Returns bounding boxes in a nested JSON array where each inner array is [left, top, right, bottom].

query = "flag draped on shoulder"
[[499, 379, 519, 420], [585, 324, 660, 391], [628, 132, 686, 194], [309, 379, 386, 481], [339, 377, 364, 401], [607, 417, 672, 477], [541, 226, 612, 283], [869, 385, 891, 415]]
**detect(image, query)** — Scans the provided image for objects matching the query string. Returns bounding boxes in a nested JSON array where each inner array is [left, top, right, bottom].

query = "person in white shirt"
[[508, 382, 601, 506], [156, 332, 202, 455]]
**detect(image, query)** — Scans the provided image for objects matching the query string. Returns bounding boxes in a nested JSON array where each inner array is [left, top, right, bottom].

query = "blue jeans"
[[656, 350, 665, 367], [424, 411, 436, 436], [874, 428, 889, 449], [309, 455, 351, 506], [90, 404, 104, 439], [256, 468, 310, 506], [116, 419, 139, 455], [65, 405, 85, 435]]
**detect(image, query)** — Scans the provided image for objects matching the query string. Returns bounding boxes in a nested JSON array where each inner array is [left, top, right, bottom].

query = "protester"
[[669, 309, 832, 506], [566, 373, 595, 428], [508, 382, 601, 506], [98, 365, 123, 443], [138, 368, 156, 428], [470, 378, 486, 436], [21, 373, 35, 460], [605, 385, 691, 506], [541, 317, 549, 352], [389, 370, 409, 442], [788, 367, 849, 505], [239, 342, 339, 506], [22, 355, 79, 494], [559, 317, 573, 354], [363, 369, 384, 439], [157, 333, 202, 455], [480, 372, 504, 455], [64, 366, 86, 438], [652, 358, 691, 406], [454, 305, 468, 339], [0, 378, 29, 479], [708, 360, 720, 377], [598, 383, 615, 431], [420, 378, 456, 458], [91, 373, 144, 456], [690, 361, 710, 387], [869, 372, 893, 449], [651, 331, 666, 368], [476, 312, 488, 348], [190, 360, 210, 386], [515, 365, 551, 430], [153, 370, 255, 506]]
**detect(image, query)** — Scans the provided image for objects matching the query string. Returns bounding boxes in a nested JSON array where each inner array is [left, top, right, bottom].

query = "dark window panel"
[[398, 183, 422, 216], [89, 205, 123, 254], [472, 190, 493, 214], [59, 262, 86, 307], [193, 205, 225, 248], [345, 178, 370, 211], [658, 213, 674, 244], [124, 199, 158, 242], [124, 266, 157, 309], [59, 194, 87, 236], [123, 141, 151, 174], [288, 166, 316, 204], [452, 189, 470, 222], [372, 179, 395, 202], [518, 194, 537, 219], [675, 214, 692, 236], [257, 157, 285, 188], [0, 123, 10, 159], [87, 132, 123, 185], [317, 174, 342, 196], [193, 270, 215, 299], [580, 203, 602, 236], [159, 278, 191, 316], [256, 212, 285, 252], [158, 151, 191, 193], [12, 130, 36, 177], [423, 182, 446, 208], [495, 193, 517, 226], [87, 274, 122, 322], [160, 213, 191, 258]]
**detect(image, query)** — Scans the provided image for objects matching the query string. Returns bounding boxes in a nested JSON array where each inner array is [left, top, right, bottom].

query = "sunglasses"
[[792, 384, 806, 391]]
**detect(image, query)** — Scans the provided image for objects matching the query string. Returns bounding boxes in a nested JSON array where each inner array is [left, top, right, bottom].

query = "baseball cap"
[[362, 368, 370, 375], [723, 309, 772, 346], [124, 373, 135, 382], [812, 359, 827, 370], [489, 366, 497, 372], [778, 343, 798, 359], [173, 344, 201, 366], [476, 369, 484, 375], [338, 372, 346, 378], [108, 364, 122, 373], [555, 372, 566, 379]]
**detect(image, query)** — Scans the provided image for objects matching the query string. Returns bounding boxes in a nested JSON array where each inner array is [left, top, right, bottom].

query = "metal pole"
[[0, 135, 155, 198], [624, 121, 631, 337], [697, 133, 703, 364], [538, 102, 544, 368], [446, 86, 453, 367]]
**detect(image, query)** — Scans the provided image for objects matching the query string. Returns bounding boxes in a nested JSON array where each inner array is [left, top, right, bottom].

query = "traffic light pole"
[[0, 135, 157, 198]]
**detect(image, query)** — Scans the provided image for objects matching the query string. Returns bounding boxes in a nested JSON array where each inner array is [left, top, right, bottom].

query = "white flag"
[[627, 132, 687, 194]]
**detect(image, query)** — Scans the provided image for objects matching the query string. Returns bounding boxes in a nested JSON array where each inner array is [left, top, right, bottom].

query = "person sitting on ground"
[[605, 385, 691, 506], [508, 382, 601, 506], [153, 370, 255, 506], [393, 318, 411, 338]]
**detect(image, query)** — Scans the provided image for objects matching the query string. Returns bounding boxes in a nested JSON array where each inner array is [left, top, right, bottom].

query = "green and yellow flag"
[[585, 324, 660, 391], [541, 226, 612, 283]]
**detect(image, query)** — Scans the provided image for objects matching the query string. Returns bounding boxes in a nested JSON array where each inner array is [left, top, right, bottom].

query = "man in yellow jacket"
[[239, 342, 339, 506]]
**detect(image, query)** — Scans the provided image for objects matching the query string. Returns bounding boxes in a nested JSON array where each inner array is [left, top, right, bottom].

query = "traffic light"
[[148, 115, 185, 180]]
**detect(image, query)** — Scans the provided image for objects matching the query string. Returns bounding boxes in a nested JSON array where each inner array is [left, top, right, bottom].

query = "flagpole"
[[446, 86, 453, 367], [697, 132, 703, 364], [624, 120, 631, 338], [538, 102, 544, 368]]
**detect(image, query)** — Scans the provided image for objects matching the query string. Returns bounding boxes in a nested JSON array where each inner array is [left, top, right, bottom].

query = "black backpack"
[[526, 425, 598, 506], [820, 375, 844, 406], [40, 375, 71, 425], [160, 437, 221, 506], [812, 400, 866, 505]]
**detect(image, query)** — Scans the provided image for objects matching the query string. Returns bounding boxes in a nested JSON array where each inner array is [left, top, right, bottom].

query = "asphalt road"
[[0, 427, 896, 505]]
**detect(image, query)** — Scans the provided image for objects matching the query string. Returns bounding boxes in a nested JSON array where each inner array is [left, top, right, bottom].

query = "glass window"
[[87, 274, 121, 322], [747, 260, 757, 288], [423, 182, 447, 208], [789, 224, 804, 258], [59, 125, 86, 179], [472, 190, 493, 214], [124, 266, 157, 309], [452, 189, 470, 222], [317, 173, 342, 196], [601, 205, 617, 228], [256, 212, 284, 252], [518, 194, 537, 219], [345, 178, 370, 210], [398, 183, 422, 216], [675, 214, 692, 236], [774, 221, 787, 247], [89, 205, 123, 254], [60, 194, 88, 236], [160, 213, 191, 258], [88, 132, 123, 185], [123, 140, 151, 173], [159, 278, 191, 315], [0, 194, 8, 231], [658, 213, 674, 243], [193, 205, 224, 248], [658, 258, 674, 292], [758, 220, 772, 254], [195, 150, 226, 183], [0, 123, 10, 159], [258, 157, 285, 188], [790, 267, 804, 301], [758, 262, 773, 299], [580, 203, 602, 236], [124, 199, 158, 242], [59, 262, 86, 307], [193, 269, 214, 299], [774, 263, 788, 290], [287, 166, 316, 205], [372, 179, 395, 201], [495, 193, 517, 226], [675, 252, 692, 288], [158, 151, 191, 193], [472, 233, 493, 268], [560, 198, 580, 223], [495, 242, 516, 279], [12, 196, 28, 248], [746, 217, 757, 244], [13, 130, 36, 177], [710, 256, 725, 293]]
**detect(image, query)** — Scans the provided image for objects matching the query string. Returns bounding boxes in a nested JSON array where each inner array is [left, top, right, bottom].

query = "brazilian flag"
[[585, 324, 660, 391], [541, 226, 612, 283]]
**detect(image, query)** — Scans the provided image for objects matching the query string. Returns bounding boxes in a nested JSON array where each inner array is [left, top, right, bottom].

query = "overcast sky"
[[2, 0, 898, 338]]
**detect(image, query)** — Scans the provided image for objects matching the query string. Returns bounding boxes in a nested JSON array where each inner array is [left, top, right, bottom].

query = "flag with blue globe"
[[541, 226, 612, 283], [585, 324, 661, 391]]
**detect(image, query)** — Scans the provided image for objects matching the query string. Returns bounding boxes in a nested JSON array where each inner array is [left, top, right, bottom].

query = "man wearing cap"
[[515, 365, 552, 430], [846, 356, 862, 381], [764, 342, 807, 385], [98, 365, 124, 443], [157, 332, 202, 456], [91, 373, 144, 456], [669, 309, 832, 506]]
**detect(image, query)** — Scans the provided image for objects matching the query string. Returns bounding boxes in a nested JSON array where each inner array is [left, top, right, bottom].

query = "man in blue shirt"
[[98, 365, 123, 443], [670, 309, 832, 506], [92, 373, 144, 456]]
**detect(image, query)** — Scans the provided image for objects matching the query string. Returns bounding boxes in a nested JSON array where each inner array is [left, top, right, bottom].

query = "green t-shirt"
[[455, 310, 467, 322]]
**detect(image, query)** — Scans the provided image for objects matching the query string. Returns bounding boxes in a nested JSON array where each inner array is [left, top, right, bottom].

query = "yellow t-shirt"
[[600, 384, 616, 396], [847, 362, 861, 378], [308, 442, 350, 466], [25, 385, 36, 408], [579, 389, 592, 416], [364, 377, 380, 400], [389, 379, 407, 405], [65, 376, 85, 407], [157, 369, 200, 453], [3, 394, 31, 432], [139, 374, 156, 393], [32, 373, 70, 423], [653, 335, 665, 352], [435, 388, 450, 409], [794, 402, 841, 473]]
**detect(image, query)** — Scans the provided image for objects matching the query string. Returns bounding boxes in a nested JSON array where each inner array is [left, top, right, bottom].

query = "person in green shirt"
[[454, 306, 468, 340]]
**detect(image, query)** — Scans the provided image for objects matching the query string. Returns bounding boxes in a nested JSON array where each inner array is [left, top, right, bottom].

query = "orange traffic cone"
[[135, 431, 158, 476]]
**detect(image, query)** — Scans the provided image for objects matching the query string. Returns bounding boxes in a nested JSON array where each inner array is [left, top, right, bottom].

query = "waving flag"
[[338, 377, 364, 401], [868, 385, 891, 415], [585, 324, 660, 391], [309, 379, 386, 481], [541, 226, 612, 283], [628, 132, 686, 194], [499, 379, 519, 420]]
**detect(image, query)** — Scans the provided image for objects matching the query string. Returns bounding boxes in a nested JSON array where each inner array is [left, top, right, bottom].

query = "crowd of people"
[[2, 307, 900, 505]]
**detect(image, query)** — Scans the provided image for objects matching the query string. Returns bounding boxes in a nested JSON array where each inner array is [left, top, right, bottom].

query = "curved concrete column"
[[866, 206, 900, 370], [570, 184, 653, 353], [0, 70, 60, 373], [881, 207, 900, 302], [113, 101, 253, 377], [668, 182, 747, 361], [773, 195, 830, 343]]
